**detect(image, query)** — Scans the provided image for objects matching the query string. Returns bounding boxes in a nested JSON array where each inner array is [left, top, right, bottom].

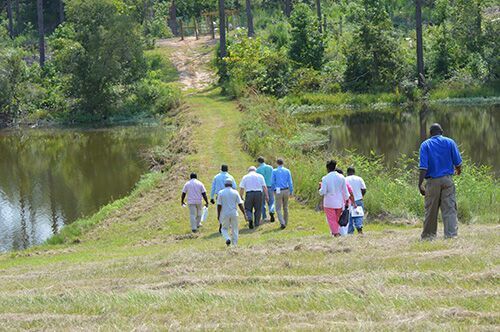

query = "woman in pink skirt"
[[319, 160, 350, 237]]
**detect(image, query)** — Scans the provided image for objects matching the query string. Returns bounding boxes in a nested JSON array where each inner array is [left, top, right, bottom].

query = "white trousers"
[[220, 215, 239, 245]]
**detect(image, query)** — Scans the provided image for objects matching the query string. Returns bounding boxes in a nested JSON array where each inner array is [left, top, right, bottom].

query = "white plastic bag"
[[350, 206, 364, 217], [201, 206, 209, 222]]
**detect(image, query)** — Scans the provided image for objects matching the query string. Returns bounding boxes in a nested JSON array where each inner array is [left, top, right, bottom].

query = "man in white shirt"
[[346, 167, 367, 234], [319, 160, 349, 237], [239, 166, 269, 229], [181, 173, 209, 233], [217, 179, 247, 246]]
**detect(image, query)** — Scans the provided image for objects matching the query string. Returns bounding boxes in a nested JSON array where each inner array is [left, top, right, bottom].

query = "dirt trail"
[[157, 36, 217, 91]]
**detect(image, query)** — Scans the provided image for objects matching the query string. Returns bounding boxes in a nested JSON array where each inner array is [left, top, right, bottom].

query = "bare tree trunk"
[[218, 0, 227, 58], [6, 0, 14, 38], [210, 16, 215, 39], [245, 0, 254, 37], [415, 0, 425, 88], [37, 0, 45, 67], [168, 0, 178, 35], [284, 0, 292, 18], [316, 0, 322, 33], [14, 0, 20, 35], [58, 0, 64, 25]]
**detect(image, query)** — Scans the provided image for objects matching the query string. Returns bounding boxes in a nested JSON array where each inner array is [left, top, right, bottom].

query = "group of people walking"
[[181, 123, 463, 246], [181, 156, 367, 246]]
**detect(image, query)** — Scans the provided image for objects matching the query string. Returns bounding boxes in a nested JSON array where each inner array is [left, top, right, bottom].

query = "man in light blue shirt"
[[271, 158, 294, 229], [210, 165, 237, 233], [418, 123, 462, 240], [257, 156, 275, 222]]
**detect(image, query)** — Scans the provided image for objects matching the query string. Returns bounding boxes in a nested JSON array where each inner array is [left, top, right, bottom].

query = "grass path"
[[0, 39, 498, 330]]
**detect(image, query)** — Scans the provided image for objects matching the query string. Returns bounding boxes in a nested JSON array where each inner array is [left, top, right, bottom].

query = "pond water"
[[0, 125, 168, 252], [305, 103, 499, 173]]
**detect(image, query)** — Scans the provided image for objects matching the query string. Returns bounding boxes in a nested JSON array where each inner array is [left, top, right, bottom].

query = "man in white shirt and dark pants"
[[319, 160, 349, 237], [217, 179, 247, 246], [239, 166, 269, 229], [346, 167, 367, 234]]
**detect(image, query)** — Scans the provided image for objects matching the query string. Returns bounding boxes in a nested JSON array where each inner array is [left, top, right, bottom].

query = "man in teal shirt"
[[257, 156, 275, 222]]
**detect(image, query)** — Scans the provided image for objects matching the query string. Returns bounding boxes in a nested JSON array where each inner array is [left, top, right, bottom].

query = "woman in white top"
[[319, 160, 349, 237]]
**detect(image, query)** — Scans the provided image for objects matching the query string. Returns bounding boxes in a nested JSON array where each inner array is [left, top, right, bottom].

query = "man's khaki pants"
[[423, 175, 458, 239], [275, 189, 290, 226], [188, 204, 202, 231]]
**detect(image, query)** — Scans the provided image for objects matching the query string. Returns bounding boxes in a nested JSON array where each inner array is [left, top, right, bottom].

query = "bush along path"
[[0, 38, 498, 330]]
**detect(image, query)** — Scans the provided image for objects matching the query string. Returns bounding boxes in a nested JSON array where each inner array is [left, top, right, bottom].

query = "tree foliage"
[[53, 0, 146, 117], [288, 3, 324, 70]]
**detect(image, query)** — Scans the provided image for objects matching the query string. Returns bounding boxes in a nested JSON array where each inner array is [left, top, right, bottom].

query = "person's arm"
[[451, 141, 463, 176], [202, 192, 209, 207], [418, 144, 428, 196], [418, 169, 427, 196], [210, 177, 217, 204], [217, 204, 222, 221], [181, 192, 186, 206], [239, 177, 245, 199], [288, 170, 294, 196], [238, 203, 246, 220], [319, 177, 327, 196], [271, 171, 276, 192], [232, 177, 237, 189], [263, 185, 269, 202], [361, 178, 367, 197]]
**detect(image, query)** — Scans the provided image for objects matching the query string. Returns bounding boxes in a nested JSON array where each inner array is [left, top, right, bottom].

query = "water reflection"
[[308, 104, 499, 172], [0, 125, 168, 252]]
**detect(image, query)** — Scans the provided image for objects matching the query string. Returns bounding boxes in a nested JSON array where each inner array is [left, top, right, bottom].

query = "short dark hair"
[[336, 168, 344, 175], [257, 156, 265, 163], [190, 172, 197, 179], [347, 167, 355, 175], [430, 123, 443, 136], [221, 164, 228, 172], [276, 158, 284, 165], [326, 160, 337, 172]]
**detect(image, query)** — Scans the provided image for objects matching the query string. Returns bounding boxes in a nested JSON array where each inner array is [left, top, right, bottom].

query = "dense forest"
[[0, 0, 498, 125]]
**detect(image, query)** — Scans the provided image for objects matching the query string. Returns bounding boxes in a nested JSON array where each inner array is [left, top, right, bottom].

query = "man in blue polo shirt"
[[418, 123, 462, 240]]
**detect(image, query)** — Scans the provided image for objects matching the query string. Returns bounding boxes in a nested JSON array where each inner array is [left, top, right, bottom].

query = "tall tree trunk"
[[37, 0, 45, 67], [316, 0, 322, 33], [6, 0, 14, 38], [415, 0, 425, 88], [245, 0, 254, 37], [58, 0, 64, 25], [168, 0, 178, 36], [14, 0, 20, 35], [219, 0, 227, 58], [284, 0, 292, 18]]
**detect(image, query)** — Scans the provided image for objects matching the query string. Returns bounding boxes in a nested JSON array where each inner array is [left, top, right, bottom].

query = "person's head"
[[276, 158, 284, 166], [224, 178, 233, 187], [257, 156, 265, 164], [347, 167, 355, 176], [248, 166, 257, 173], [190, 172, 197, 179], [326, 160, 337, 173], [430, 123, 443, 137], [221, 164, 228, 172], [336, 168, 344, 175]]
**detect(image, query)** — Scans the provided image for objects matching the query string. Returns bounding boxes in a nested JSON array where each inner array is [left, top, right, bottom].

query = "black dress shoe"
[[270, 213, 275, 223], [226, 239, 231, 246], [219, 225, 222, 234], [280, 224, 286, 230], [249, 221, 254, 229]]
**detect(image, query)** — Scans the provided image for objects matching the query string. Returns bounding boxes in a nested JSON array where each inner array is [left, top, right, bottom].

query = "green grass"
[[0, 40, 498, 331]]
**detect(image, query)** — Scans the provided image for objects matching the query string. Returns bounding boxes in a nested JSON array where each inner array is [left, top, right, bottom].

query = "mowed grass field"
[[0, 43, 499, 330]]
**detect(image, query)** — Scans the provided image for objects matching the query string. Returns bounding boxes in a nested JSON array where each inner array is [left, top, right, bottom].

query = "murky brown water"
[[0, 125, 168, 252]]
